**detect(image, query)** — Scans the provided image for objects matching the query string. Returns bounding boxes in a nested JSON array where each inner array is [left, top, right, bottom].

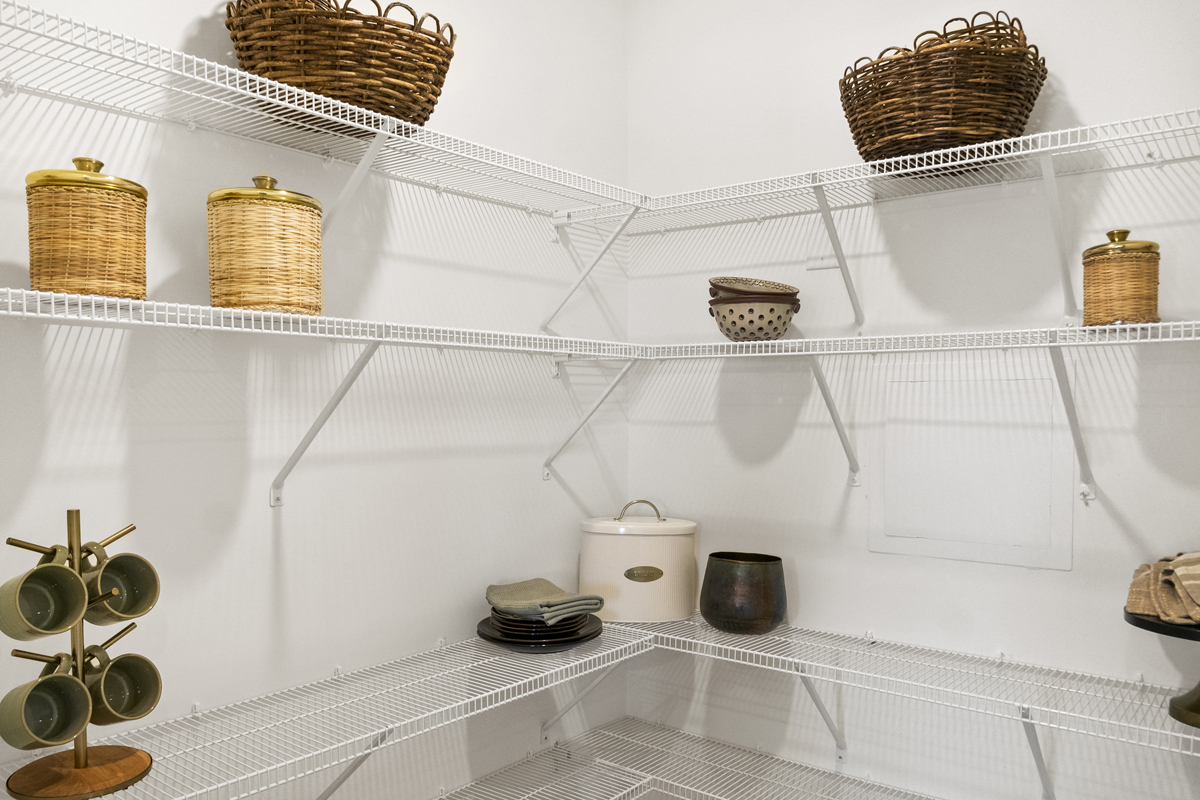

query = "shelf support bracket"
[[1019, 707, 1056, 800], [323, 129, 391, 233], [540, 206, 640, 331], [270, 341, 382, 506], [808, 356, 861, 487], [1038, 154, 1081, 324], [1047, 336, 1096, 503], [543, 360, 636, 480], [541, 662, 620, 743], [315, 726, 395, 800], [812, 183, 865, 327], [798, 670, 847, 764]]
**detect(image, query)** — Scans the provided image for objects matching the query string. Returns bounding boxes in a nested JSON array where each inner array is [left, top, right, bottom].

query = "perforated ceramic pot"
[[579, 500, 697, 622]]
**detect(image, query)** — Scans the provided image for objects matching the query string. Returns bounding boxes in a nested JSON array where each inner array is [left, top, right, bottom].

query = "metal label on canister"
[[624, 566, 664, 582]]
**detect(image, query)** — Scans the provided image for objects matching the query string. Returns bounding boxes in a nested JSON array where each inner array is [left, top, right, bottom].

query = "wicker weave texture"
[[839, 12, 1047, 162], [27, 185, 147, 299], [226, 0, 455, 126], [208, 199, 323, 315], [1083, 252, 1160, 326]]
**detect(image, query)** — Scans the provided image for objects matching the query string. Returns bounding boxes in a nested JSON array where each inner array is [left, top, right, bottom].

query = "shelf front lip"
[[610, 621, 1200, 756], [3, 290, 1198, 359]]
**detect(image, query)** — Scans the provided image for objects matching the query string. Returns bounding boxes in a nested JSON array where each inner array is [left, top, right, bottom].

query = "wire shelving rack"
[[451, 717, 942, 800], [612, 616, 1200, 757], [4, 289, 1200, 361], [0, 628, 654, 800]]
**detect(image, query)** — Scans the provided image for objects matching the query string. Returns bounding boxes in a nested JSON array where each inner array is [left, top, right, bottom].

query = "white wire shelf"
[[4, 289, 1200, 361], [451, 717, 941, 800], [611, 616, 1200, 757], [0, 1, 643, 216], [0, 628, 654, 800], [569, 108, 1200, 234]]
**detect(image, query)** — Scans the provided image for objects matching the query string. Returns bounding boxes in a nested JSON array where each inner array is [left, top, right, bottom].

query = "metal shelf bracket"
[[322, 128, 392, 233], [540, 206, 640, 331], [1047, 336, 1097, 503], [799, 669, 848, 764], [270, 341, 382, 506], [315, 726, 395, 800], [808, 356, 861, 487], [1038, 154, 1081, 325], [1020, 707, 1056, 800], [543, 360, 636, 480], [540, 662, 620, 743], [812, 183, 866, 327]]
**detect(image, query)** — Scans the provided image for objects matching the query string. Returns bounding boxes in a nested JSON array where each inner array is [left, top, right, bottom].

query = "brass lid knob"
[[1083, 228, 1159, 258]]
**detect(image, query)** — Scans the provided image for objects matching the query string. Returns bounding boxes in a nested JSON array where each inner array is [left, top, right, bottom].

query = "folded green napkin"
[[486, 578, 604, 626]]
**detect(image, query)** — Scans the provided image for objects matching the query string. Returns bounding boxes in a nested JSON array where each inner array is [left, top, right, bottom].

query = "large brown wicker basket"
[[226, 0, 455, 126], [26, 158, 147, 299], [839, 12, 1047, 162]]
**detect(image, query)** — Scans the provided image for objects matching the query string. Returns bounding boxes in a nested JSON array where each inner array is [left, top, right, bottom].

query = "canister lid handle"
[[615, 499, 664, 522]]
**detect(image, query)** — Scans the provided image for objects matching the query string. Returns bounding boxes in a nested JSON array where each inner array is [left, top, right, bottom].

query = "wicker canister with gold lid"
[[207, 175, 322, 315], [26, 157, 147, 299], [1082, 229, 1160, 326]]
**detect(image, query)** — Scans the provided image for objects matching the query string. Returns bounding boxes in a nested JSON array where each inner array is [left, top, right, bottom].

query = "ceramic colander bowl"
[[709, 294, 800, 342]]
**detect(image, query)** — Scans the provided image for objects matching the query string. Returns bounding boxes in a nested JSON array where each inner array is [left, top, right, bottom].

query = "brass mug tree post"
[[2, 510, 160, 800]]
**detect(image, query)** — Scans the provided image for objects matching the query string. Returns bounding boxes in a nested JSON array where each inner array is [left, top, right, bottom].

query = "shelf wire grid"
[[0, 289, 642, 360], [611, 617, 1200, 757], [0, 628, 654, 800], [0, 0, 644, 215], [5, 289, 1200, 363], [570, 108, 1200, 235], [451, 717, 940, 800]]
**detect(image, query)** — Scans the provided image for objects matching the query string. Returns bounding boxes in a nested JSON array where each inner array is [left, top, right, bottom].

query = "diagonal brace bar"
[[1020, 707, 1056, 800], [799, 671, 847, 763], [808, 356, 861, 487], [270, 341, 382, 506], [1047, 337, 1096, 503], [541, 662, 620, 742], [323, 129, 391, 233], [1038, 153, 1081, 323], [812, 183, 865, 327], [315, 727, 394, 800], [540, 206, 640, 330], [543, 360, 635, 480]]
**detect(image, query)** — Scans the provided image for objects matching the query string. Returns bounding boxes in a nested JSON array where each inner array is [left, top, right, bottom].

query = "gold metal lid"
[[207, 175, 322, 212], [1083, 229, 1159, 259], [25, 157, 148, 200]]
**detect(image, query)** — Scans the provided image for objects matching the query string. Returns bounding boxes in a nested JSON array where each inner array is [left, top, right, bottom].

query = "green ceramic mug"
[[80, 542, 160, 626], [0, 559, 88, 641], [81, 643, 161, 725], [0, 655, 91, 749]]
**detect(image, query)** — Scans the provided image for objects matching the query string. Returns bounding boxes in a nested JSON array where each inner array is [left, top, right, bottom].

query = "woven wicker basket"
[[1083, 229, 1159, 326], [839, 12, 1047, 162], [208, 175, 323, 315], [226, 0, 455, 126], [26, 158, 147, 299]]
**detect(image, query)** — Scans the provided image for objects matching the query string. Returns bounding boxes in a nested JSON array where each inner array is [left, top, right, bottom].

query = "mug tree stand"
[[4, 512, 152, 800], [1125, 608, 1200, 727]]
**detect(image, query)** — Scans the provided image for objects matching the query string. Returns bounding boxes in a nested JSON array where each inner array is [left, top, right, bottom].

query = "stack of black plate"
[[477, 608, 602, 653]]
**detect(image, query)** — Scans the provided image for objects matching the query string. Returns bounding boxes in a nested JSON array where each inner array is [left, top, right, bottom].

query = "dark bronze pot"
[[699, 551, 786, 635]]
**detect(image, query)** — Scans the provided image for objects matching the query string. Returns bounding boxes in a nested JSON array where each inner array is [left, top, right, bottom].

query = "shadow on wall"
[[1135, 343, 1200, 489], [0, 318, 47, 535], [716, 357, 812, 465], [182, 3, 240, 68]]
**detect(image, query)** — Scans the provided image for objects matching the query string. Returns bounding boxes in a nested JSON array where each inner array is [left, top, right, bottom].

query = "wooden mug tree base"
[[6, 746, 151, 800]]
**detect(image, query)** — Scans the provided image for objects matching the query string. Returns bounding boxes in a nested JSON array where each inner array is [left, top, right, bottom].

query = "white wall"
[[0, 0, 632, 782], [623, 2, 1200, 799]]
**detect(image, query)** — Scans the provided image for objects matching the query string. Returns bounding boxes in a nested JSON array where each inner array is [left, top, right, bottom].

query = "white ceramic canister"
[[579, 500, 697, 622]]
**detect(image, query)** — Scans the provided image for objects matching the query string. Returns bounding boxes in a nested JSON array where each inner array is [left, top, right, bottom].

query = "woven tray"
[[208, 198, 323, 315], [226, 0, 455, 126], [27, 185, 146, 299], [839, 11, 1047, 162], [1083, 251, 1159, 326]]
